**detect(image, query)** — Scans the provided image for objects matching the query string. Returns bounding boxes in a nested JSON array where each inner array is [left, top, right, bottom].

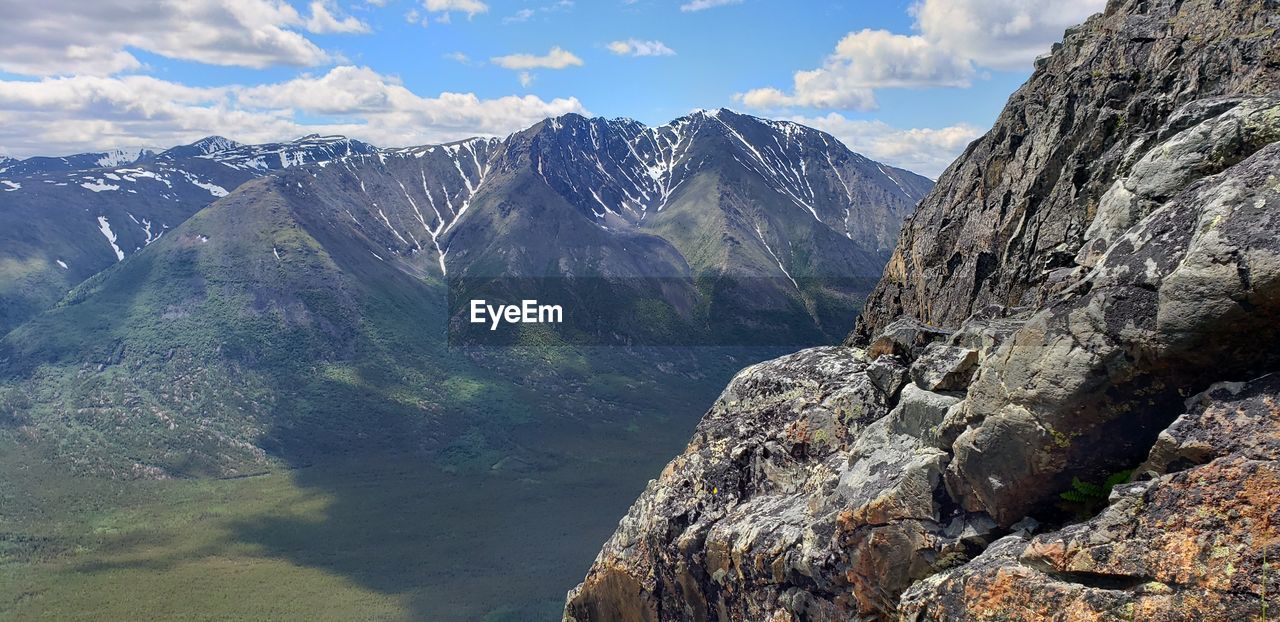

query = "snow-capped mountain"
[[158, 135, 244, 159], [0, 134, 395, 333], [0, 111, 931, 339], [202, 134, 378, 171]]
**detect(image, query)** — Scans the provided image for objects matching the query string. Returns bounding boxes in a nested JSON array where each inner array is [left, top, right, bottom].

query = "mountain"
[[566, 1, 1280, 620], [0, 147, 158, 177], [0, 111, 928, 342], [0, 134, 387, 334], [0, 110, 928, 478]]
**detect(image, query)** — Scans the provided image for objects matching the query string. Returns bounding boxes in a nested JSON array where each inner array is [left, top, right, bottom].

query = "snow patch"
[[97, 216, 125, 261], [81, 180, 119, 192]]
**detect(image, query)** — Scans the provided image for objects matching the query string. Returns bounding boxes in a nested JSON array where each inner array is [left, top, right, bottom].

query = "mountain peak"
[[188, 135, 243, 154]]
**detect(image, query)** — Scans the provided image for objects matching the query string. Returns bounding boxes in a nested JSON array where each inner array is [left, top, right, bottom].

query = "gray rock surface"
[[855, 0, 1280, 342], [563, 347, 993, 621], [908, 344, 977, 393], [900, 375, 1280, 621]]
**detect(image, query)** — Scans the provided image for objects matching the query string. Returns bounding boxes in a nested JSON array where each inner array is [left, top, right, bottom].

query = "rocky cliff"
[[565, 0, 1280, 620]]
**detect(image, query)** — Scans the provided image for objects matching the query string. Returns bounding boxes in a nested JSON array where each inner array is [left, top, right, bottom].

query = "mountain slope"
[[566, 1, 1280, 620], [0, 135, 382, 335]]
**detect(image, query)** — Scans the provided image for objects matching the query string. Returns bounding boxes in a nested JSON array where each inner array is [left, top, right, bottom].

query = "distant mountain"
[[0, 112, 929, 338], [156, 135, 244, 159], [0, 147, 159, 177], [0, 134, 389, 334]]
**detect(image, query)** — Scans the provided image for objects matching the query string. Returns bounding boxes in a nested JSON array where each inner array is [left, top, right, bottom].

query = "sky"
[[0, 0, 1106, 178]]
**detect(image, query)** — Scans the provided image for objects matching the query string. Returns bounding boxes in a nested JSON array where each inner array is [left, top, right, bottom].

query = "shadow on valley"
[[202, 247, 783, 620]]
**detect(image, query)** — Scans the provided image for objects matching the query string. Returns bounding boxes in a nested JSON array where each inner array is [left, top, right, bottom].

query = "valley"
[[1, 415, 692, 621]]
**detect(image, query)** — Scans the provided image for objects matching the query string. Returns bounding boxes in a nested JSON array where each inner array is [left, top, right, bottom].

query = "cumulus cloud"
[[423, 0, 489, 17], [607, 39, 676, 57], [491, 47, 584, 70], [0, 67, 588, 158], [305, 1, 371, 33], [794, 113, 982, 179], [738, 29, 972, 110], [0, 0, 374, 77], [738, 0, 1104, 111], [913, 0, 1106, 70], [680, 0, 741, 12]]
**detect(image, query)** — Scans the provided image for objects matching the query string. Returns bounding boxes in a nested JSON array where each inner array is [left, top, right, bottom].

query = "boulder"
[[909, 343, 977, 392], [864, 318, 951, 361]]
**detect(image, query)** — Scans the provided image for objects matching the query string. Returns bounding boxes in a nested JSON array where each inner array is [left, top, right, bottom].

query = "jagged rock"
[[945, 317, 1025, 360], [1139, 375, 1280, 476], [865, 318, 951, 361], [867, 355, 910, 398], [909, 344, 978, 392], [856, 0, 1280, 342], [1078, 97, 1280, 266], [563, 347, 994, 621], [899, 374, 1280, 622]]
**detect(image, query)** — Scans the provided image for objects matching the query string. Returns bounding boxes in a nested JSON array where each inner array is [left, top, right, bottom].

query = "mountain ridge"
[[0, 109, 930, 339]]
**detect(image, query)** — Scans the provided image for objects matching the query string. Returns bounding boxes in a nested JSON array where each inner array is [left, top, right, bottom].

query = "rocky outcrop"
[[564, 347, 997, 621], [855, 0, 1280, 341], [899, 376, 1280, 621], [567, 0, 1280, 620], [946, 132, 1280, 526]]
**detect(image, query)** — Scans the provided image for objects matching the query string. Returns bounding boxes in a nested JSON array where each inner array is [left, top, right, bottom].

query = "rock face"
[[900, 376, 1280, 621], [564, 347, 997, 621], [854, 0, 1280, 341], [567, 0, 1280, 620]]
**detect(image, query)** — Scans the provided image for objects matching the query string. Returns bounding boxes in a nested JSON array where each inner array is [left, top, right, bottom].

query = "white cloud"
[[505, 8, 536, 23], [491, 47, 584, 70], [794, 113, 982, 179], [607, 39, 676, 57], [738, 0, 1104, 111], [305, 1, 371, 34], [912, 0, 1106, 70], [0, 67, 588, 158], [502, 1, 573, 24], [424, 0, 489, 17], [519, 72, 536, 88], [680, 0, 741, 12], [0, 0, 363, 77], [738, 29, 971, 110]]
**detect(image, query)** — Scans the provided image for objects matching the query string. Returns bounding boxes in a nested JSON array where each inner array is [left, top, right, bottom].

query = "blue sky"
[[0, 0, 1104, 177]]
